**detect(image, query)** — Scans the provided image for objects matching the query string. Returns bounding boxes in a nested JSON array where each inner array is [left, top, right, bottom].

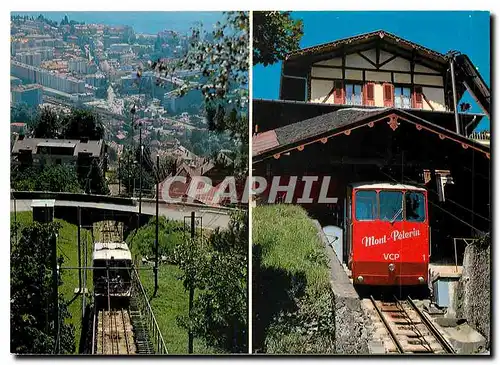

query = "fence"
[[131, 267, 168, 354]]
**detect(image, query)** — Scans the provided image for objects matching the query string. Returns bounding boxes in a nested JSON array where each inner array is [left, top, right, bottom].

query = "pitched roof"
[[285, 30, 447, 65], [253, 107, 490, 162], [275, 108, 386, 147]]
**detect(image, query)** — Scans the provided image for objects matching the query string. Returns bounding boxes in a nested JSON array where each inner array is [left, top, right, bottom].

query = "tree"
[[62, 109, 104, 140], [127, 216, 185, 261], [152, 11, 248, 175], [173, 211, 248, 353], [117, 146, 174, 197], [11, 162, 81, 193], [11, 102, 36, 124], [37, 163, 82, 193], [253, 11, 304, 67], [11, 221, 75, 354], [78, 159, 109, 195], [28, 106, 62, 139]]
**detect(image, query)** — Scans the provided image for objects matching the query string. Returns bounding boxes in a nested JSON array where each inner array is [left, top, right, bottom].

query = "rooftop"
[[12, 137, 104, 158]]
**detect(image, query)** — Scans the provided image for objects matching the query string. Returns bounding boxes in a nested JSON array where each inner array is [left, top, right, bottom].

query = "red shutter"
[[364, 83, 375, 106], [413, 86, 423, 109], [383, 83, 394, 107], [334, 80, 344, 104]]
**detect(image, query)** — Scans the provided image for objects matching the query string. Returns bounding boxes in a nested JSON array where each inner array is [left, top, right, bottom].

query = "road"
[[11, 199, 231, 230]]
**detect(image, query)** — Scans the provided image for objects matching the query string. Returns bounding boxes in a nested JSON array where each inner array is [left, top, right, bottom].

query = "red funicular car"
[[344, 182, 429, 287]]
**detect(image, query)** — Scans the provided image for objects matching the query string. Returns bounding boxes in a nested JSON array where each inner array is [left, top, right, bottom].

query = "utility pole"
[[128, 150, 132, 197], [51, 228, 58, 354], [118, 157, 121, 196], [139, 123, 143, 219], [188, 211, 195, 354], [77, 206, 82, 293], [153, 154, 159, 297]]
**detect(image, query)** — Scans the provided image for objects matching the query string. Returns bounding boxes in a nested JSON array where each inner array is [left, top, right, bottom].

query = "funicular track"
[[90, 220, 167, 355], [370, 295, 455, 354], [93, 301, 136, 355], [90, 267, 168, 355]]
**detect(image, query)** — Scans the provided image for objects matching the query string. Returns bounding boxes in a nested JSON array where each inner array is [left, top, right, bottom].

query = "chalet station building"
[[253, 31, 491, 263]]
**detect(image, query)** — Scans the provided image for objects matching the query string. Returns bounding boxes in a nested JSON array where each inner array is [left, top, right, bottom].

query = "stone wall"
[[313, 220, 372, 354], [454, 237, 491, 349]]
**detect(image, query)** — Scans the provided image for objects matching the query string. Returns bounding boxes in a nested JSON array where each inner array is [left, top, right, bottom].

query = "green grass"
[[137, 263, 218, 354], [252, 204, 335, 353], [11, 211, 93, 354], [253, 204, 330, 294]]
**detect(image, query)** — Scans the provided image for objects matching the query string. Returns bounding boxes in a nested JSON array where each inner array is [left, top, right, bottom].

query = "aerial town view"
[[252, 11, 491, 355], [10, 11, 249, 355]]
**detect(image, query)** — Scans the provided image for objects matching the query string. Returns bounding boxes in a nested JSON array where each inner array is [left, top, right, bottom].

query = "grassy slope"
[[137, 263, 217, 354], [253, 204, 330, 292], [11, 211, 93, 354], [252, 204, 333, 353]]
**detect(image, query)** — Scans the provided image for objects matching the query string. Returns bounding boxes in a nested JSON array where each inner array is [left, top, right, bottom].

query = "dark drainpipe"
[[449, 57, 461, 135]]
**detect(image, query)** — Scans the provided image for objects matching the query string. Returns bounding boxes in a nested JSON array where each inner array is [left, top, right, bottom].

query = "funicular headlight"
[[388, 263, 395, 272]]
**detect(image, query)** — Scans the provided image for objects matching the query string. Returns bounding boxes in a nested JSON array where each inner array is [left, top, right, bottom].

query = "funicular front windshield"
[[405, 191, 426, 222], [380, 191, 403, 222], [354, 189, 426, 222], [355, 190, 377, 220], [94, 259, 131, 294]]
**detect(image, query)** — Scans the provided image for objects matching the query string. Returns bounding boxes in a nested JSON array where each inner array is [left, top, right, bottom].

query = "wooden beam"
[[422, 92, 435, 111], [410, 49, 415, 87], [378, 54, 398, 69], [376, 44, 380, 67], [307, 69, 311, 101], [342, 50, 346, 81], [357, 51, 378, 68], [312, 64, 441, 76], [322, 86, 336, 103]]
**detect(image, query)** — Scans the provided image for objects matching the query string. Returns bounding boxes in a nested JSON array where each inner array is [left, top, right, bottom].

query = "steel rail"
[[407, 296, 455, 354], [121, 308, 131, 355], [106, 267, 113, 354], [393, 295, 433, 353], [91, 295, 97, 354], [370, 296, 404, 353]]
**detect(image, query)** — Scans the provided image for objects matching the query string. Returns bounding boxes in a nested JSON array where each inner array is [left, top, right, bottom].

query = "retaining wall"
[[454, 237, 491, 349], [313, 220, 372, 354]]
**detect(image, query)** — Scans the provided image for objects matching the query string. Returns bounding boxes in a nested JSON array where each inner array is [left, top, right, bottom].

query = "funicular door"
[[343, 187, 353, 266]]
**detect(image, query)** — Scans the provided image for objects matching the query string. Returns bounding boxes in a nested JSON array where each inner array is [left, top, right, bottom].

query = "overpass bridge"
[[10, 191, 234, 230]]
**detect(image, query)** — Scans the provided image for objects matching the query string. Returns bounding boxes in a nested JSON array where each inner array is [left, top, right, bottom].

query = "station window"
[[405, 191, 426, 222], [379, 191, 403, 222], [345, 83, 363, 106], [355, 190, 377, 221], [394, 86, 412, 109]]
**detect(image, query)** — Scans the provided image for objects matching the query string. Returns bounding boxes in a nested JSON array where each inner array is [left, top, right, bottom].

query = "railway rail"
[[94, 306, 136, 355], [370, 295, 455, 354]]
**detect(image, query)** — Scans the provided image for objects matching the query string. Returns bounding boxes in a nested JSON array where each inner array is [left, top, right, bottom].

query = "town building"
[[68, 57, 97, 74], [15, 51, 42, 66], [11, 60, 85, 94], [11, 84, 43, 108], [11, 136, 107, 171]]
